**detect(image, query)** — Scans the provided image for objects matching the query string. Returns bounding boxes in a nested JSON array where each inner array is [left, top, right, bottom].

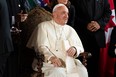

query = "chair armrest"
[[78, 52, 92, 66], [31, 52, 44, 77]]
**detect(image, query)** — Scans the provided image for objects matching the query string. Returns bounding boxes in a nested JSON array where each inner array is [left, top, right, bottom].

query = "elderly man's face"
[[53, 6, 69, 25]]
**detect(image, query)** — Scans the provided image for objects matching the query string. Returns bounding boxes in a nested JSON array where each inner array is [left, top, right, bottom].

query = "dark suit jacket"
[[71, 0, 111, 48], [6, 0, 26, 26], [6, 0, 26, 15], [67, 4, 75, 27], [0, 0, 14, 54], [108, 27, 116, 58]]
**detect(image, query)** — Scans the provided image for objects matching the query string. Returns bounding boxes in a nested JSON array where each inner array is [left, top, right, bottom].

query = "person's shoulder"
[[70, 4, 75, 8], [65, 24, 75, 31], [39, 20, 51, 25], [37, 20, 52, 27], [64, 25, 77, 35], [68, 4, 75, 13]]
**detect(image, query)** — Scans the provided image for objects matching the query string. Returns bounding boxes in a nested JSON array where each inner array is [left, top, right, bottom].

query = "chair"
[[21, 6, 91, 77]]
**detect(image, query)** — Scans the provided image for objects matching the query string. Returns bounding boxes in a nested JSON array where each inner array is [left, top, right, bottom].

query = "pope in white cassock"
[[26, 3, 88, 77]]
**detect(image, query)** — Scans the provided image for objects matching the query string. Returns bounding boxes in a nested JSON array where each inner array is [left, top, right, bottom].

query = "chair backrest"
[[22, 6, 52, 45], [20, 6, 52, 77]]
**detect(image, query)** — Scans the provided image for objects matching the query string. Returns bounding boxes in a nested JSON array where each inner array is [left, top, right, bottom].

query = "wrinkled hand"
[[87, 21, 100, 32], [49, 56, 63, 67], [67, 46, 77, 57]]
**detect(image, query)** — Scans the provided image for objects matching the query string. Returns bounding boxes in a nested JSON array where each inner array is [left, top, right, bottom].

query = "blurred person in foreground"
[[3, 0, 28, 77], [0, 0, 14, 77], [27, 3, 88, 77]]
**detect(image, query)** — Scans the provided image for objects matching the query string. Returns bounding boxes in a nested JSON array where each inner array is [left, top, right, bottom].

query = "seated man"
[[27, 4, 88, 77]]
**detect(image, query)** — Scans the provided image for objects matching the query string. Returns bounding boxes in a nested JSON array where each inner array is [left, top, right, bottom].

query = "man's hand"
[[17, 10, 28, 22], [49, 56, 63, 67], [87, 21, 100, 32], [67, 46, 77, 57]]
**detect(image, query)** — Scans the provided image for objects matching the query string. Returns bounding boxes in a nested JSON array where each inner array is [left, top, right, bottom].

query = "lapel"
[[94, 0, 98, 16], [82, 0, 88, 14], [8, 0, 20, 15], [82, 0, 94, 20], [94, 0, 99, 19], [94, 0, 103, 19], [83, 0, 102, 20]]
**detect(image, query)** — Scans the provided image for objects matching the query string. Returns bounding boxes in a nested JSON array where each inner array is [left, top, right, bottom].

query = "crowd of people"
[[0, 0, 116, 77]]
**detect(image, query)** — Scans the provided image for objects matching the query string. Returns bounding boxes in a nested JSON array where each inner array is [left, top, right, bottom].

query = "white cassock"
[[27, 20, 88, 77]]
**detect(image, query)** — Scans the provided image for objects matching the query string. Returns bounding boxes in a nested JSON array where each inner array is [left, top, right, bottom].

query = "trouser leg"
[[0, 53, 10, 77]]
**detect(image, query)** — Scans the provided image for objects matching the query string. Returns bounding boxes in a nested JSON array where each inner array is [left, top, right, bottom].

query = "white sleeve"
[[67, 27, 84, 57], [27, 22, 54, 62]]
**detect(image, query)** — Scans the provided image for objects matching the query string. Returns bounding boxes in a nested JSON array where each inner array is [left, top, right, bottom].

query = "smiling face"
[[53, 4, 69, 25], [57, 0, 68, 5]]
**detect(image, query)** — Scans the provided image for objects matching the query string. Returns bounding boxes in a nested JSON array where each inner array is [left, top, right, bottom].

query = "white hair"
[[52, 3, 67, 13]]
